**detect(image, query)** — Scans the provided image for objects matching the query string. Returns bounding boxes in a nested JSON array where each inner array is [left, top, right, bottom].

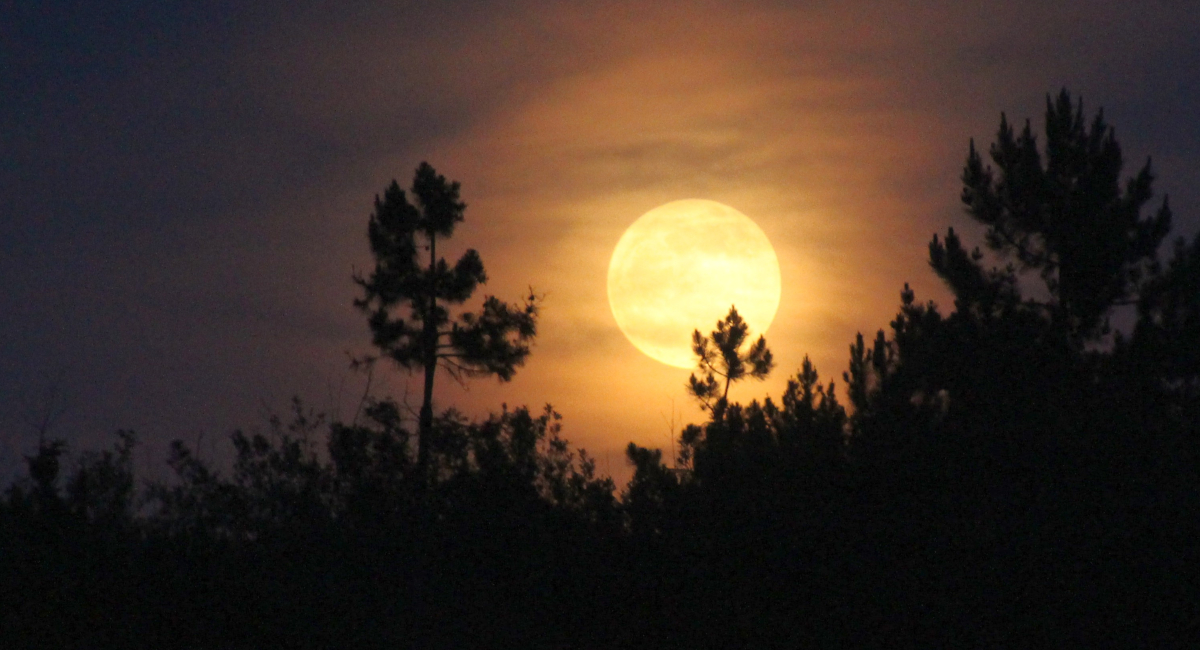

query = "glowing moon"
[[607, 199, 782, 368]]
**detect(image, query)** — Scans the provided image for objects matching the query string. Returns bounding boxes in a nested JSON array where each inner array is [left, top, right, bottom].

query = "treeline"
[[2, 403, 628, 648], [4, 90, 1200, 647]]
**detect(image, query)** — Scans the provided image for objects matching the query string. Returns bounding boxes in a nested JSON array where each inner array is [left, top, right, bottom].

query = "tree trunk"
[[417, 233, 439, 483], [418, 359, 435, 481]]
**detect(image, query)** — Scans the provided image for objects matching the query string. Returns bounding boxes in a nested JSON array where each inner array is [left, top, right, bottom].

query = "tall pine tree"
[[354, 163, 538, 479]]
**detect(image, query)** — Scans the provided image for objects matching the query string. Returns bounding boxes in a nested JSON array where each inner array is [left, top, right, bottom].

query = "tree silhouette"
[[354, 163, 539, 479], [958, 89, 1172, 343], [1133, 231, 1200, 397], [819, 92, 1200, 647], [687, 305, 774, 417]]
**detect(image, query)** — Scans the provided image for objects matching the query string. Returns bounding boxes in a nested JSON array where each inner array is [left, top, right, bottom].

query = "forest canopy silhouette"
[[3, 90, 1199, 648]]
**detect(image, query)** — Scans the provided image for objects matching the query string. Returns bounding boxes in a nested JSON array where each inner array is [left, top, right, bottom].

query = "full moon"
[[607, 199, 782, 368]]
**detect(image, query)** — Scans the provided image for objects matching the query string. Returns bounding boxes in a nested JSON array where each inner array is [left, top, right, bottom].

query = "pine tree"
[[354, 163, 538, 479], [687, 305, 774, 418], [955, 89, 1172, 343]]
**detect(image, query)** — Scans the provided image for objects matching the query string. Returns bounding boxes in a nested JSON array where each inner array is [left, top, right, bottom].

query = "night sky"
[[4, 1, 1199, 484]]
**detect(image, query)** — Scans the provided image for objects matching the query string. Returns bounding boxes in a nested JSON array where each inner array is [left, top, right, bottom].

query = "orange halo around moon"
[[607, 199, 782, 369]]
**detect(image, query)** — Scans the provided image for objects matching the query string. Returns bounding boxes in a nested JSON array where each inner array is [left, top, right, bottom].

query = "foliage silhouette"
[[354, 162, 539, 480], [687, 305, 774, 418], [1132, 230, 1200, 397], [958, 89, 1172, 343]]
